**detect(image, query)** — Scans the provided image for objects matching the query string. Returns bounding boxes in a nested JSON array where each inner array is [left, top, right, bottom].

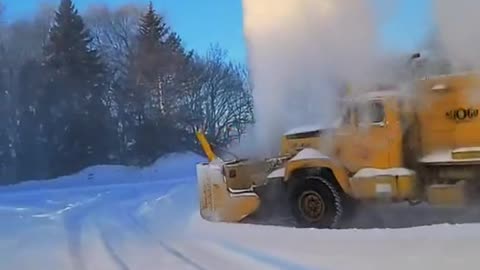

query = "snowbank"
[[0, 152, 206, 192]]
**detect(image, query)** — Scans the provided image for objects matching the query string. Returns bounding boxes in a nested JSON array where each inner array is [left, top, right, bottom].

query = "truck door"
[[335, 105, 358, 172], [344, 98, 401, 171]]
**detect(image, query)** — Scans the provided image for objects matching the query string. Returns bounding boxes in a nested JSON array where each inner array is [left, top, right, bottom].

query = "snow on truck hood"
[[291, 148, 329, 161]]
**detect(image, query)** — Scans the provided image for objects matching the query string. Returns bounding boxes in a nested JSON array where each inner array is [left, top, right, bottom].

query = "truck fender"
[[284, 148, 352, 194]]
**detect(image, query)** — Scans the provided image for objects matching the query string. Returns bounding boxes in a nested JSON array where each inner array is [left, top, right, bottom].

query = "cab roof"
[[342, 88, 414, 103]]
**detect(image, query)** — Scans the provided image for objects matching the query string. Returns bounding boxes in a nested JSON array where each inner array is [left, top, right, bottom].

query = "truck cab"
[[279, 89, 418, 202]]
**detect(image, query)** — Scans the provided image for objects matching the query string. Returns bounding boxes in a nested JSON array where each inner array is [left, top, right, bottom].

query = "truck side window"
[[368, 101, 385, 124]]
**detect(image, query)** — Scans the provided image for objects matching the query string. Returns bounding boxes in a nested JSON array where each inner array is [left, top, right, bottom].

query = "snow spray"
[[241, 0, 383, 156], [432, 0, 480, 72], [431, 0, 480, 104]]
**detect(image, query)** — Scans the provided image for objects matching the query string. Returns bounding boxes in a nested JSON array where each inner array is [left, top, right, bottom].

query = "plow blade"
[[196, 161, 261, 223]]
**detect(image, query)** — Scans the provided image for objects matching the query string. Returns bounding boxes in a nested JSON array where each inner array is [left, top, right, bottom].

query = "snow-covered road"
[[0, 153, 479, 270]]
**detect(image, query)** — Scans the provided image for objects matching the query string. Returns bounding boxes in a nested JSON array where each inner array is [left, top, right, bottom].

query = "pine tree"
[[134, 2, 170, 87], [45, 0, 104, 86], [122, 2, 190, 165], [41, 0, 116, 177], [165, 32, 187, 60], [139, 2, 169, 45]]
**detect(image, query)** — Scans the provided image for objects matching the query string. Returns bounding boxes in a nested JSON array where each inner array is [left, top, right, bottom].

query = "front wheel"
[[289, 175, 344, 229]]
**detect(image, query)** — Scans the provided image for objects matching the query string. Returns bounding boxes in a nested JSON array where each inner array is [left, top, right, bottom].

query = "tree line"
[[0, 0, 254, 183]]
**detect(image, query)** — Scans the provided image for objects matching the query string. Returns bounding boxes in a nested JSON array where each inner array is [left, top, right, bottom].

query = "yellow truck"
[[196, 71, 480, 229]]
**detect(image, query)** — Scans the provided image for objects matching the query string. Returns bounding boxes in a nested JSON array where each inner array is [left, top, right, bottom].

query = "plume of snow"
[[432, 0, 480, 72], [241, 0, 385, 155]]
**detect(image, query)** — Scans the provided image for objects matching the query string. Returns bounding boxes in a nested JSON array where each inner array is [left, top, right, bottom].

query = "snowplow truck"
[[196, 72, 480, 229]]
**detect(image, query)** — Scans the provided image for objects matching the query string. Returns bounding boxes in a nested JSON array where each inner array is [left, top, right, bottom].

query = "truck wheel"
[[289, 175, 343, 229]]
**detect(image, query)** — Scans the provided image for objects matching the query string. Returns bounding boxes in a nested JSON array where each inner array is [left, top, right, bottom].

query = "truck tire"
[[289, 175, 344, 229]]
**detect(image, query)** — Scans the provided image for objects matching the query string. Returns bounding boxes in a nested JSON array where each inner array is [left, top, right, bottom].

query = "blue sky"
[[379, 0, 433, 53], [4, 0, 432, 63]]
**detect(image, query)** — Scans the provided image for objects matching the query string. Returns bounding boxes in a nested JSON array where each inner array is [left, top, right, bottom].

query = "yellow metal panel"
[[416, 73, 480, 155], [454, 75, 480, 148], [197, 163, 260, 223], [350, 174, 417, 201], [350, 176, 398, 200], [421, 131, 456, 154], [416, 75, 458, 155], [397, 175, 417, 200], [426, 183, 466, 207], [334, 97, 404, 173], [451, 149, 480, 160], [224, 161, 270, 189]]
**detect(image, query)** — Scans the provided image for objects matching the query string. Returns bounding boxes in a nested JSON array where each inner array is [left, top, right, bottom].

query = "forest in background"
[[0, 0, 254, 183]]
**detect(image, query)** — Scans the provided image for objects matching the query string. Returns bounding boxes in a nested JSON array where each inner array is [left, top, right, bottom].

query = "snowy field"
[[0, 152, 479, 270]]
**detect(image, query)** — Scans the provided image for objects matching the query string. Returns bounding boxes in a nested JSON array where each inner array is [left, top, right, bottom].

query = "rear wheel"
[[289, 175, 344, 228]]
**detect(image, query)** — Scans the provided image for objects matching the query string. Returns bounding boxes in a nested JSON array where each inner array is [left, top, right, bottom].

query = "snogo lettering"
[[446, 108, 479, 121]]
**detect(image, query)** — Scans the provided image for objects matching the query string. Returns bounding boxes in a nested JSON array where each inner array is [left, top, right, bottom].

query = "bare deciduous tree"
[[180, 45, 254, 149], [85, 4, 143, 79]]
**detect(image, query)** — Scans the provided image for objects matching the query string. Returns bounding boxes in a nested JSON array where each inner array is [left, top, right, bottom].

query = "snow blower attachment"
[[195, 132, 264, 223]]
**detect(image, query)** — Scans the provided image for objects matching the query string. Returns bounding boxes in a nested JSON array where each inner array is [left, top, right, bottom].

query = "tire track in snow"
[[121, 185, 226, 270], [219, 240, 320, 270], [186, 219, 324, 270], [59, 181, 183, 270], [97, 212, 207, 270], [154, 240, 209, 270], [14, 177, 317, 270], [185, 232, 321, 270], [166, 241, 269, 270], [123, 205, 209, 270], [124, 192, 315, 270], [98, 229, 131, 270], [90, 183, 208, 270], [90, 186, 171, 270], [109, 183, 273, 270], [62, 191, 112, 270]]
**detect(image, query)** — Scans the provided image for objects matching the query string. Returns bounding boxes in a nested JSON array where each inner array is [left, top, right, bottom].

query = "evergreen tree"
[[133, 2, 170, 88], [121, 2, 190, 165], [165, 33, 182, 54], [41, 0, 116, 177], [138, 2, 169, 45], [45, 0, 104, 86]]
